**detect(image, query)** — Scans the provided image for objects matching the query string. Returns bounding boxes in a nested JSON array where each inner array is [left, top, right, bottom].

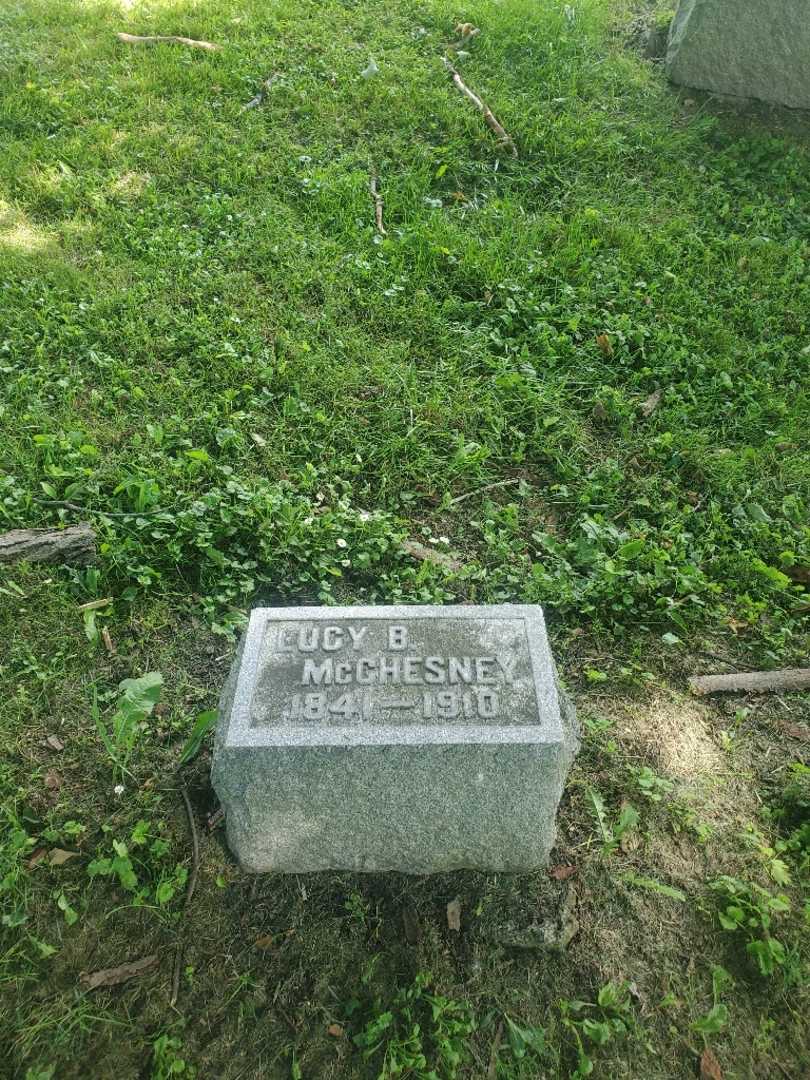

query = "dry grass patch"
[[611, 690, 725, 781]]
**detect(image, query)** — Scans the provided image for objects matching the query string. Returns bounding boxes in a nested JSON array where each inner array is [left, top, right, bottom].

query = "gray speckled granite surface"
[[667, 0, 810, 110], [212, 605, 578, 873]]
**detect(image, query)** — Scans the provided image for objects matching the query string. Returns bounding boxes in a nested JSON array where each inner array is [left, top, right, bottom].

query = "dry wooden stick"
[[689, 668, 810, 697], [369, 174, 387, 235], [448, 477, 521, 506], [116, 32, 220, 51], [441, 57, 517, 157]]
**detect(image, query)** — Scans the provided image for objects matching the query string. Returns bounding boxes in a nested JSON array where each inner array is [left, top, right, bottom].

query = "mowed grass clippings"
[[0, 0, 808, 1077]]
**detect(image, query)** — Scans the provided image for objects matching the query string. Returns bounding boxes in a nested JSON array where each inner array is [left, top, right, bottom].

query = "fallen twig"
[[0, 524, 96, 565], [369, 174, 387, 235], [35, 498, 166, 518], [401, 539, 462, 573], [487, 1020, 504, 1080], [694, 651, 744, 671], [448, 478, 521, 506], [77, 597, 113, 612], [170, 949, 182, 1009], [116, 32, 220, 51], [170, 778, 201, 1008], [689, 668, 810, 697], [242, 74, 278, 111], [441, 57, 517, 157], [178, 781, 200, 907]]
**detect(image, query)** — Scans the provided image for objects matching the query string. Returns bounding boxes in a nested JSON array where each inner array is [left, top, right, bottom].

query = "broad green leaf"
[[692, 1003, 728, 1035], [596, 983, 621, 1009], [83, 609, 99, 644], [768, 858, 791, 885], [87, 858, 113, 878], [616, 539, 644, 560], [155, 880, 176, 905], [118, 671, 163, 714], [711, 966, 732, 998], [130, 820, 150, 846], [582, 1018, 611, 1045], [616, 804, 640, 831], [57, 893, 78, 926]]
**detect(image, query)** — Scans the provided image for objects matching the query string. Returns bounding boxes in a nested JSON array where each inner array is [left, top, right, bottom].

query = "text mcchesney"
[[274, 623, 519, 687]]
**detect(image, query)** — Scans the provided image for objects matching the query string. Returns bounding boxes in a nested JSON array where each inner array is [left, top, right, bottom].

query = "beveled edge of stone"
[[219, 603, 566, 749]]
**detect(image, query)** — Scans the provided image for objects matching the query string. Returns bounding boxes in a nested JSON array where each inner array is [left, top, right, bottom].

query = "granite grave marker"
[[212, 604, 578, 873], [666, 0, 810, 110]]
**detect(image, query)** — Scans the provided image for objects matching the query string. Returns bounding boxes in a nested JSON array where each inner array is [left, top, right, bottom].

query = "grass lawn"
[[1, 0, 808, 1076]]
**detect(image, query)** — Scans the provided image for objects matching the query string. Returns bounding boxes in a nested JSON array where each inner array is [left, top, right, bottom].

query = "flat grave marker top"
[[222, 604, 562, 748]]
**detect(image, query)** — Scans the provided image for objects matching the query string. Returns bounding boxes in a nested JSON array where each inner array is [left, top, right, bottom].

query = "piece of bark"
[[80, 954, 159, 990], [441, 58, 517, 157], [401, 540, 462, 573], [689, 668, 810, 696], [116, 32, 220, 51], [0, 524, 96, 565]]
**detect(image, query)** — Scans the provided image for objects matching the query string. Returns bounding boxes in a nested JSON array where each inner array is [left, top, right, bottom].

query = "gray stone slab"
[[667, 0, 810, 110], [212, 605, 578, 873]]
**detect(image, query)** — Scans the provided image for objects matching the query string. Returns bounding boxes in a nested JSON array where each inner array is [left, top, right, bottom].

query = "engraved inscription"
[[249, 617, 536, 728]]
